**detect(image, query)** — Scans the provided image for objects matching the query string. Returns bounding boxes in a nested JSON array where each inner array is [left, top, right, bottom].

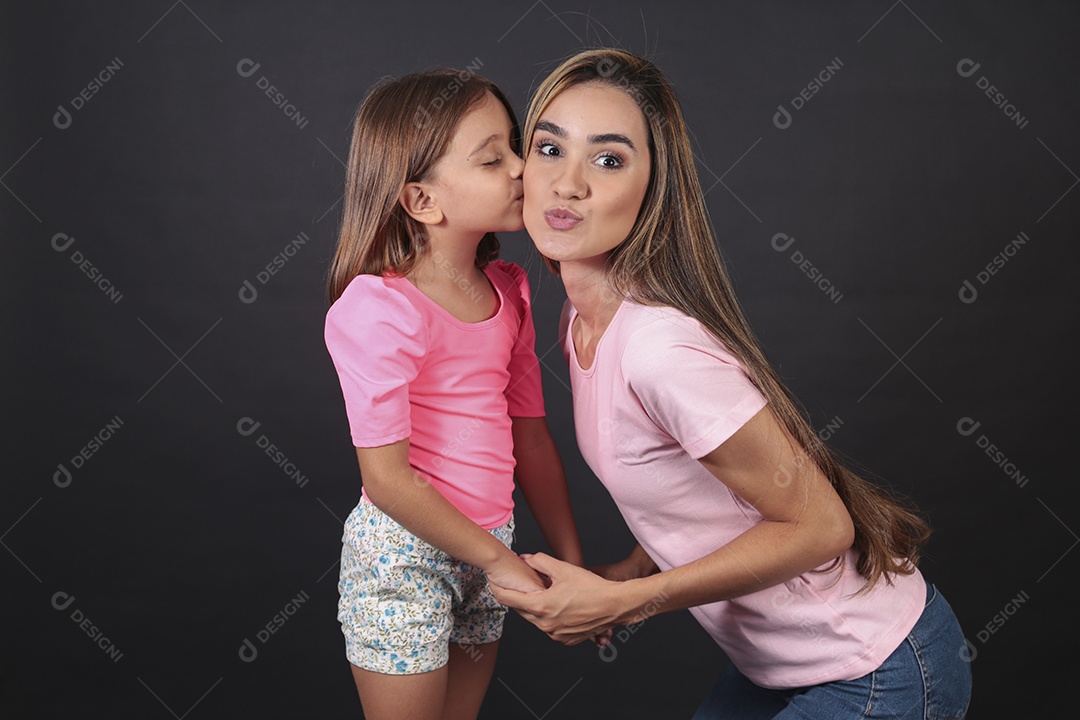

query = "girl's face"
[[427, 92, 525, 235], [523, 83, 651, 265]]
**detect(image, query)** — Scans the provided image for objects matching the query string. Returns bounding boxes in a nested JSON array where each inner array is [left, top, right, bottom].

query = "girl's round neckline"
[[397, 265, 505, 331]]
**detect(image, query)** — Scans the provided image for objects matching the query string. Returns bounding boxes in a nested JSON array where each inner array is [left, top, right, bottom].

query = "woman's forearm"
[[496, 511, 849, 645], [512, 417, 585, 566], [612, 515, 853, 625], [605, 408, 857, 627]]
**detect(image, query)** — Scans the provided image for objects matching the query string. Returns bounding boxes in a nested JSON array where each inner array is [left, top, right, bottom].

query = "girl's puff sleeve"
[[324, 275, 428, 447], [490, 260, 545, 418]]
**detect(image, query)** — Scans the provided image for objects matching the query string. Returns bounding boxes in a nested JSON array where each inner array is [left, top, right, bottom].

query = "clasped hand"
[[490, 552, 635, 646]]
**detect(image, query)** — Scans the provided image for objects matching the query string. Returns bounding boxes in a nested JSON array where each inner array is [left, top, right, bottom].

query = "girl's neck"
[[409, 230, 483, 286], [560, 256, 623, 341], [406, 229, 499, 324]]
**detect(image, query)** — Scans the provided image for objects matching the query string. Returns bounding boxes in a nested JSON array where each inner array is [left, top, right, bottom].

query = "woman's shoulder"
[[619, 301, 705, 341], [618, 302, 741, 369]]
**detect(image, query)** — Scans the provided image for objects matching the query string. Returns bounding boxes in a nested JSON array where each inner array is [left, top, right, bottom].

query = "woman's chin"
[[525, 232, 569, 261]]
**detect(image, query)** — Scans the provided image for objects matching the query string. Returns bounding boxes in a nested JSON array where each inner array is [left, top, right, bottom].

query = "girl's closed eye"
[[482, 157, 501, 166]]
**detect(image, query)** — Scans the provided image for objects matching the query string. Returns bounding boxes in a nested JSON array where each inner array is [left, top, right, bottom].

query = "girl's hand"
[[590, 545, 659, 582], [486, 553, 547, 594], [590, 558, 647, 583], [590, 628, 613, 647]]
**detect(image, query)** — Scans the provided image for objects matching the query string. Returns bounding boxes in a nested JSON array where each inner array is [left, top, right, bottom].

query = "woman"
[[491, 49, 972, 719]]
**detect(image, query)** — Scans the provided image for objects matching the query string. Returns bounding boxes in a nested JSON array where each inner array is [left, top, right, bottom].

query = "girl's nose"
[[508, 152, 525, 179]]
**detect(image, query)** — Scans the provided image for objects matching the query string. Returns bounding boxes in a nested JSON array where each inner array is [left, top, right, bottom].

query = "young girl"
[[323, 69, 584, 720]]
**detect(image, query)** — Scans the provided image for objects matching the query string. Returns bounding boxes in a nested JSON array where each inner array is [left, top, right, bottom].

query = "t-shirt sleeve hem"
[[350, 427, 410, 448], [507, 405, 546, 419], [682, 393, 768, 459]]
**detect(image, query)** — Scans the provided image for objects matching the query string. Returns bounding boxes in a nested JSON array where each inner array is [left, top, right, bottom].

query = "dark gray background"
[[4, 1, 1077, 717]]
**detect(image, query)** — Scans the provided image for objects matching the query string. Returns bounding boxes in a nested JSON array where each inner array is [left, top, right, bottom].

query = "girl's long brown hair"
[[327, 69, 519, 303], [525, 49, 930, 592]]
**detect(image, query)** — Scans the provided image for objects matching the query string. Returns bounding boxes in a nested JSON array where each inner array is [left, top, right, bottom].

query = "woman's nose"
[[551, 162, 587, 200]]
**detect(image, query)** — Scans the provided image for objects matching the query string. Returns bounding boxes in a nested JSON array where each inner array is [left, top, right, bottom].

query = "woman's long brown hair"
[[524, 49, 930, 592], [327, 69, 518, 303]]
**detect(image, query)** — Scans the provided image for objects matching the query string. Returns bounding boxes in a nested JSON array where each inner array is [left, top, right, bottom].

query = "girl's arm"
[[492, 407, 855, 642], [357, 439, 546, 593], [511, 416, 585, 567]]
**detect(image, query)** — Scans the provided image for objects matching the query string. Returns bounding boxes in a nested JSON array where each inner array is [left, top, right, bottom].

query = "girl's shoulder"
[[327, 272, 422, 324], [484, 260, 532, 312], [324, 273, 430, 375], [325, 273, 429, 358], [484, 259, 528, 291]]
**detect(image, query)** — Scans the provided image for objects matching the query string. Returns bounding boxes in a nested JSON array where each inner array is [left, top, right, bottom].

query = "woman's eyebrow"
[[535, 120, 636, 152], [588, 133, 636, 151], [535, 120, 565, 137]]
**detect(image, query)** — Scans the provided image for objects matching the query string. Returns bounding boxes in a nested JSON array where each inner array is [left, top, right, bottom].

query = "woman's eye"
[[596, 154, 623, 169], [534, 141, 560, 158], [482, 157, 501, 166]]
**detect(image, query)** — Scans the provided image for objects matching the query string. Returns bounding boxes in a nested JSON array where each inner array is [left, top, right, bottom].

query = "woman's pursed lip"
[[545, 207, 582, 220], [543, 207, 583, 230]]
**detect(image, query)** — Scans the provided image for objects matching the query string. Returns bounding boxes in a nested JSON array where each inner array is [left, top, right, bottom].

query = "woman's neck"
[[560, 257, 623, 342]]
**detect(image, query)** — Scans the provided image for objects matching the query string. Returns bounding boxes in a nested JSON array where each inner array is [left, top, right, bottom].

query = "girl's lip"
[[544, 207, 583, 231]]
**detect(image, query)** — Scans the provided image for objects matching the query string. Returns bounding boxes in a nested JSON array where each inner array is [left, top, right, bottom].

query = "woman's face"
[[523, 83, 651, 265]]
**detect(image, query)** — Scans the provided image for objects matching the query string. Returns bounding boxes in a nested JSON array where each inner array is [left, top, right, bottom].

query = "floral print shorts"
[[337, 496, 515, 675]]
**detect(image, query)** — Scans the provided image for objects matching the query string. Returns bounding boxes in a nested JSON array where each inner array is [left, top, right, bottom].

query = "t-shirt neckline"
[[569, 297, 628, 377], [397, 264, 505, 330]]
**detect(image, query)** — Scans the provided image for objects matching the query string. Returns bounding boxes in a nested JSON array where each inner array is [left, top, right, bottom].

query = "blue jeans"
[[692, 582, 972, 719]]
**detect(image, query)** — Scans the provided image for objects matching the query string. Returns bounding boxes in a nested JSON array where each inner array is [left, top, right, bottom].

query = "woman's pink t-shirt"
[[563, 299, 926, 689], [324, 260, 545, 529]]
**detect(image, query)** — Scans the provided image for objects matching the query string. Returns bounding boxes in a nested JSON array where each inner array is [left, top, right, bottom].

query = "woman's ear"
[[398, 182, 444, 226]]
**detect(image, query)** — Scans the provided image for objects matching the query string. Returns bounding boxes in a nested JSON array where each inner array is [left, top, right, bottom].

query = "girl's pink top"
[[325, 260, 545, 529], [564, 298, 926, 689]]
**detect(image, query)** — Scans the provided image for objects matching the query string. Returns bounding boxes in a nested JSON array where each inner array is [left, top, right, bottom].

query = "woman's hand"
[[491, 552, 657, 645]]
